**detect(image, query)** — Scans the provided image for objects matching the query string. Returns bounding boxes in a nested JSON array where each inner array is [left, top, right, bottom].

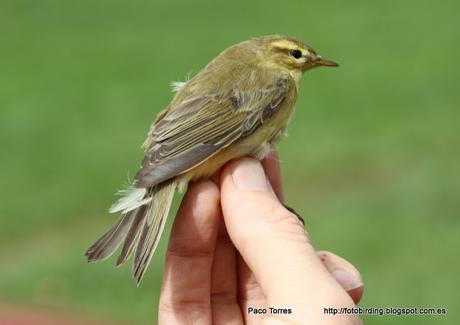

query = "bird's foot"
[[283, 204, 305, 226]]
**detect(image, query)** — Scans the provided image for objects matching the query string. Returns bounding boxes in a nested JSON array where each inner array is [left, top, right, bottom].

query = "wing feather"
[[135, 70, 294, 188]]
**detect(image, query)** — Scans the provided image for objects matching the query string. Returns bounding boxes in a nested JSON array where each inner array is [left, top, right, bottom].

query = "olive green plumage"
[[86, 35, 338, 283]]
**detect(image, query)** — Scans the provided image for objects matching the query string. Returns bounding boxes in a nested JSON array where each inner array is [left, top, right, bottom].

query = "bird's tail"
[[85, 180, 176, 283]]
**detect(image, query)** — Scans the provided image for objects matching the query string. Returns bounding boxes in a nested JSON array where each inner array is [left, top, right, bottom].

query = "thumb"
[[220, 158, 353, 308]]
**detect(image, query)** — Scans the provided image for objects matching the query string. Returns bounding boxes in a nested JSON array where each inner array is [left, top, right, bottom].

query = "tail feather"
[[116, 205, 146, 266], [85, 210, 136, 261], [86, 180, 176, 284], [133, 181, 176, 283]]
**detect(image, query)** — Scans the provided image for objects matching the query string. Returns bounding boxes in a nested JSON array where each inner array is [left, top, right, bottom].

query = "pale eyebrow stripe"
[[271, 41, 310, 56]]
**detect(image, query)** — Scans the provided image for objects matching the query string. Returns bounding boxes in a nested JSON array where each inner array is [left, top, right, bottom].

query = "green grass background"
[[0, 0, 458, 324]]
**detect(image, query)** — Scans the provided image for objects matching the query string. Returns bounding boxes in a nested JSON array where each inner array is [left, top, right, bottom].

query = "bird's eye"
[[290, 49, 302, 59]]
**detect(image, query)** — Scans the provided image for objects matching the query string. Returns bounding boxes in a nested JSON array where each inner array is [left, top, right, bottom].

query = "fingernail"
[[231, 159, 271, 192], [331, 269, 364, 291]]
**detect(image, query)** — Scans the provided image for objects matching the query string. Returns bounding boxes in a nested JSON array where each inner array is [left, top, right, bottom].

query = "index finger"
[[158, 180, 220, 324]]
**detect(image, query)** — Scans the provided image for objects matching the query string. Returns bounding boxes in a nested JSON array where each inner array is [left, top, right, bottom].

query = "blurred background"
[[0, 0, 458, 324]]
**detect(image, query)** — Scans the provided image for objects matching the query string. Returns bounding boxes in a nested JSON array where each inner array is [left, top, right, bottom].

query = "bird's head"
[[251, 35, 338, 76]]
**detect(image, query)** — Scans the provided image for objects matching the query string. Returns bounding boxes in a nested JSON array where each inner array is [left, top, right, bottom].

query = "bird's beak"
[[302, 54, 339, 72], [314, 56, 339, 67]]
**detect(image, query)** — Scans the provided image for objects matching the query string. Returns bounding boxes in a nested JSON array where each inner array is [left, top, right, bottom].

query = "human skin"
[[158, 151, 364, 324]]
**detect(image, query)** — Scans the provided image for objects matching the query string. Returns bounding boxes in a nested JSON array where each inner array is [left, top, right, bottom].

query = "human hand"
[[159, 152, 364, 324]]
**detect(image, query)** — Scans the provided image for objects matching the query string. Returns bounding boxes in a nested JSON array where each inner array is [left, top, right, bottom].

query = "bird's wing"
[[135, 70, 295, 188]]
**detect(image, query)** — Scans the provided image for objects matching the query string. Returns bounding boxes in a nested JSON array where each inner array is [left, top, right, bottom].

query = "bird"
[[85, 35, 338, 283]]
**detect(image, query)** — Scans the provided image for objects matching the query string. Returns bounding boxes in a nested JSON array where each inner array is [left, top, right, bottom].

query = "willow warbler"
[[86, 35, 338, 283]]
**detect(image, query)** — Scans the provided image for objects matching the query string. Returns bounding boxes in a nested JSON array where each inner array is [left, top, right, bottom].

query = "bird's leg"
[[283, 204, 305, 226]]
